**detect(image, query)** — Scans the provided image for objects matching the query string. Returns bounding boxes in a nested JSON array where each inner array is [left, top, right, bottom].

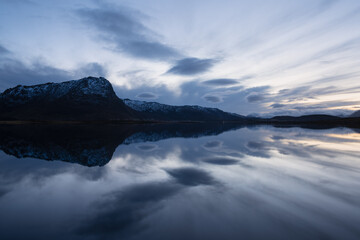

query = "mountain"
[[350, 110, 360, 118], [124, 99, 245, 122], [0, 77, 246, 122], [0, 77, 137, 121]]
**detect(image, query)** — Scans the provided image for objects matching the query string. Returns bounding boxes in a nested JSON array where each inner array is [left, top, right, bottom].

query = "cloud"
[[271, 135, 286, 140], [136, 144, 157, 151], [247, 141, 267, 150], [77, 5, 180, 61], [202, 78, 238, 86], [270, 85, 360, 110], [0, 0, 36, 5], [203, 95, 222, 103], [246, 93, 265, 103], [0, 188, 9, 198], [275, 85, 348, 102], [202, 157, 238, 165], [76, 181, 182, 238], [0, 45, 71, 91], [201, 75, 254, 87], [239, 75, 255, 81], [310, 72, 360, 85], [203, 141, 222, 148], [75, 62, 106, 78], [165, 167, 216, 186], [136, 92, 158, 99], [271, 103, 286, 108], [166, 58, 216, 75], [0, 45, 10, 55], [0, 59, 71, 91], [0, 55, 107, 91]]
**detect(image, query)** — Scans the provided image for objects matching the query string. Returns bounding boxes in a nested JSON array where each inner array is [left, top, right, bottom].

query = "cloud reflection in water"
[[0, 125, 359, 239]]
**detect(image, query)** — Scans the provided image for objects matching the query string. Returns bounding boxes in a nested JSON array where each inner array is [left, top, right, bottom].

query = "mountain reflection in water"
[[0, 124, 359, 240], [0, 123, 242, 166]]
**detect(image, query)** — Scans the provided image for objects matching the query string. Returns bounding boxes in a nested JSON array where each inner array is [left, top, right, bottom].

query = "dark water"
[[0, 124, 359, 240]]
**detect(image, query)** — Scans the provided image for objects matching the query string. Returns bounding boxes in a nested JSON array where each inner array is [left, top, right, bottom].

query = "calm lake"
[[0, 124, 359, 240]]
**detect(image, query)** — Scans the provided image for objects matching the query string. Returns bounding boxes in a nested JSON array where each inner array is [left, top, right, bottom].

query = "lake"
[[0, 124, 359, 240]]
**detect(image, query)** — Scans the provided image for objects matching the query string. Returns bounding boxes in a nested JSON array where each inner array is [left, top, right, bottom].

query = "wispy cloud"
[[202, 78, 238, 86], [0, 45, 10, 55], [77, 4, 180, 61]]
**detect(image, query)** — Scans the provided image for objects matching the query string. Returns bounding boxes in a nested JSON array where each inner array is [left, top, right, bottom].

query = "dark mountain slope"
[[270, 114, 341, 122], [350, 110, 360, 118], [263, 114, 360, 129], [0, 77, 138, 121], [123, 99, 246, 122]]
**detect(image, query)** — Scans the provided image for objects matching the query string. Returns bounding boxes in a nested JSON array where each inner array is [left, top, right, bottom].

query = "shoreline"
[[0, 118, 359, 129]]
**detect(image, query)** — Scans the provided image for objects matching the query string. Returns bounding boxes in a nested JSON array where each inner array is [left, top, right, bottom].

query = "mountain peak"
[[0, 76, 139, 121], [65, 76, 115, 98], [0, 76, 117, 106]]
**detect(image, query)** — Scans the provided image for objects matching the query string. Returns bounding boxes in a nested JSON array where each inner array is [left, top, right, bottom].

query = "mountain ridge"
[[123, 98, 245, 122], [0, 77, 138, 121]]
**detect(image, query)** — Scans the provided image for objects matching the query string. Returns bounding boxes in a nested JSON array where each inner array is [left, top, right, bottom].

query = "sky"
[[0, 0, 360, 116]]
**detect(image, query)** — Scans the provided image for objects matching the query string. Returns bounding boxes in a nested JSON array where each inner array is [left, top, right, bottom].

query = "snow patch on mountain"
[[124, 99, 224, 113], [0, 77, 114, 105], [123, 99, 175, 112]]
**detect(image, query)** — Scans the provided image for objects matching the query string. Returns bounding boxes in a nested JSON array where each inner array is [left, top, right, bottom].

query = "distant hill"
[[350, 110, 360, 118], [270, 114, 341, 122], [263, 114, 359, 128]]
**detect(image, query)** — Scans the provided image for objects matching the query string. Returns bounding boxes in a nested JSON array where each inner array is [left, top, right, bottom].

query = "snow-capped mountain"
[[1, 76, 116, 105], [0, 77, 247, 122], [124, 99, 245, 122], [0, 77, 137, 121]]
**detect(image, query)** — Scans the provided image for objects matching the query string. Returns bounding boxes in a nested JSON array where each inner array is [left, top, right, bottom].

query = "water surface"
[[0, 124, 359, 240]]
